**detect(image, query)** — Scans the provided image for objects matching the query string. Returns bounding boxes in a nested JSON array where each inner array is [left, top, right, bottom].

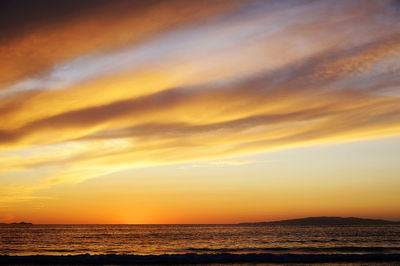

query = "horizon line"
[[3, 216, 400, 225]]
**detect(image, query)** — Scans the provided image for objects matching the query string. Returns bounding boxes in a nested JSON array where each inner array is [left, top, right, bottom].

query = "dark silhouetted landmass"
[[0, 222, 32, 225], [11, 222, 32, 225], [239, 216, 400, 226], [0, 253, 400, 264]]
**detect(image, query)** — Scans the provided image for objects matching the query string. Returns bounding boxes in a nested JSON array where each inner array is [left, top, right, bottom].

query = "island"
[[0, 222, 33, 225], [239, 216, 400, 226]]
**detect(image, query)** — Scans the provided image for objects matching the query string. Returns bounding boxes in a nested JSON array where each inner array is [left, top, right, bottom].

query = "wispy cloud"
[[1, 0, 400, 203]]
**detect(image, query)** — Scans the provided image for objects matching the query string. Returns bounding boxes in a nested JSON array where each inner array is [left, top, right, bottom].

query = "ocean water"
[[1, 224, 399, 256]]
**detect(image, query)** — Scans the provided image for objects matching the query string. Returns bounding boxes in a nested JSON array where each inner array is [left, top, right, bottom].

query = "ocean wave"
[[185, 246, 400, 253], [1, 253, 400, 264]]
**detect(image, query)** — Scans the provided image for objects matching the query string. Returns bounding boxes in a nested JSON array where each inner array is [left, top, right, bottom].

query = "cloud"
[[1, 0, 400, 202], [1, 40, 399, 147], [0, 0, 240, 87]]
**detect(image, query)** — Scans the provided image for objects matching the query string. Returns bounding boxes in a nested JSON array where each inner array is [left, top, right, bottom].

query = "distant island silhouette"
[[1, 218, 399, 226], [239, 216, 400, 226], [0, 222, 33, 225]]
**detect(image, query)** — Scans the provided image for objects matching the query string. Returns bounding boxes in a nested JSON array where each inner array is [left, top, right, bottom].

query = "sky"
[[0, 0, 399, 224]]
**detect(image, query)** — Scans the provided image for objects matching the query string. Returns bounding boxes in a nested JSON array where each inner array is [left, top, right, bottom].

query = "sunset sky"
[[0, 0, 400, 224]]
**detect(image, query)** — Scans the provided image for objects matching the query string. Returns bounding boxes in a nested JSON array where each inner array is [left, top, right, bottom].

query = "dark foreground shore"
[[1, 253, 400, 265]]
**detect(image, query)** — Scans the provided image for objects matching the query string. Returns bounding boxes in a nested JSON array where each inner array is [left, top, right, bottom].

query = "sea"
[[1, 224, 400, 264]]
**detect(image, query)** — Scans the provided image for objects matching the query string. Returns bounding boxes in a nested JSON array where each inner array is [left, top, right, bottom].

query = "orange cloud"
[[1, 0, 400, 208], [0, 0, 241, 87]]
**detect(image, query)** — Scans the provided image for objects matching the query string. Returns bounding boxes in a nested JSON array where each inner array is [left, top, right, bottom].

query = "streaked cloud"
[[1, 0, 400, 205]]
